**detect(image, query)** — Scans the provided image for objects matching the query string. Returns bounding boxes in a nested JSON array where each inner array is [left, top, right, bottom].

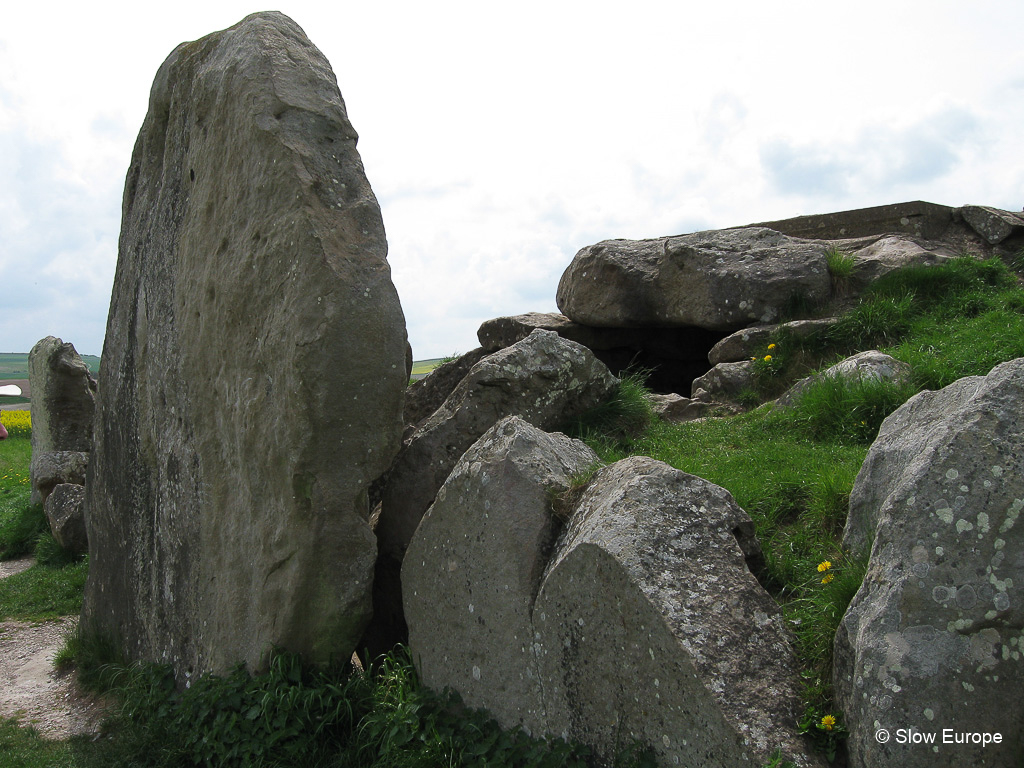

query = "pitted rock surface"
[[556, 228, 833, 331], [533, 457, 813, 767], [403, 417, 599, 730], [81, 11, 407, 678]]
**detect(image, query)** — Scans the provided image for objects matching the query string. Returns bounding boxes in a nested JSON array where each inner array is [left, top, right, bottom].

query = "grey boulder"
[[403, 416, 599, 730], [556, 227, 832, 331], [27, 336, 96, 505], [29, 451, 90, 507], [836, 358, 1024, 767], [691, 360, 754, 400], [708, 318, 838, 365], [44, 484, 88, 555], [377, 329, 618, 562], [959, 204, 1024, 245], [534, 457, 811, 766], [365, 329, 618, 659]]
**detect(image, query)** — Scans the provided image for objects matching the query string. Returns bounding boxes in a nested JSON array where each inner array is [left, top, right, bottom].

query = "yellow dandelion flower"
[[767, 343, 776, 350], [821, 572, 835, 584], [764, 355, 772, 362], [817, 561, 832, 572], [821, 715, 836, 731]]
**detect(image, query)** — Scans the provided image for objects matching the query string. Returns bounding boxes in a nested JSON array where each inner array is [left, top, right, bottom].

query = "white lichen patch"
[[999, 498, 1023, 533], [935, 502, 954, 524]]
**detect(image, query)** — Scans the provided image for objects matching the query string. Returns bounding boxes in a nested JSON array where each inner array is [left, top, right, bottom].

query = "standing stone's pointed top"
[[82, 13, 407, 678]]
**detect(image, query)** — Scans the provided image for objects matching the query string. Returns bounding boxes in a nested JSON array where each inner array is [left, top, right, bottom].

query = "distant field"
[[410, 358, 444, 379], [0, 352, 101, 380]]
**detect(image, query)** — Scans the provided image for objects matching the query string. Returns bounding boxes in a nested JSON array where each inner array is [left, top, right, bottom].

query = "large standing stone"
[[534, 457, 813, 767], [27, 337, 96, 505], [81, 12, 407, 677], [403, 417, 599, 730], [836, 358, 1024, 767]]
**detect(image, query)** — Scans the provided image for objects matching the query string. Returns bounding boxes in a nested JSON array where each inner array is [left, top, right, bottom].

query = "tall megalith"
[[81, 12, 408, 677]]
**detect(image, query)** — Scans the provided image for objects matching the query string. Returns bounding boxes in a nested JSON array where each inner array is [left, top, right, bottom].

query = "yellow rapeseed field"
[[0, 409, 31, 438]]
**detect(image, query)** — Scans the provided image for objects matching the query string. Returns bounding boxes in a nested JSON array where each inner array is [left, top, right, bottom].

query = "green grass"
[[0, 718, 78, 767], [0, 561, 89, 621]]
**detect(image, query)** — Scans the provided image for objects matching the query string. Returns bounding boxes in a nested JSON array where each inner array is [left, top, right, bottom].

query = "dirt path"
[[0, 561, 111, 739]]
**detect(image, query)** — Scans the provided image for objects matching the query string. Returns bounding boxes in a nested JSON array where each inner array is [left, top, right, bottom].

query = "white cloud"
[[2, 0, 1024, 358]]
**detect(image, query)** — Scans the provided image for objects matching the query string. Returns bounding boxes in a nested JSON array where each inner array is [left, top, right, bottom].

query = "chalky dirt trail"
[[0, 556, 110, 739]]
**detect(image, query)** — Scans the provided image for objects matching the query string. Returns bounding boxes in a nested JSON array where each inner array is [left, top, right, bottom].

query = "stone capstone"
[[81, 11, 407, 678], [403, 416, 599, 730], [556, 228, 833, 331], [27, 336, 96, 505], [836, 358, 1024, 767], [44, 484, 88, 555]]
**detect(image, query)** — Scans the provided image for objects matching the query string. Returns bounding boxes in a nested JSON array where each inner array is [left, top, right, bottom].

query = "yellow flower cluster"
[[0, 409, 32, 438], [1, 470, 29, 486], [818, 560, 835, 584], [821, 714, 836, 730]]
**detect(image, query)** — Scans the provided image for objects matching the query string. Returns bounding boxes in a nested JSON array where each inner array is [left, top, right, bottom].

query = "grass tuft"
[[562, 372, 653, 452], [825, 247, 857, 297], [771, 374, 919, 444]]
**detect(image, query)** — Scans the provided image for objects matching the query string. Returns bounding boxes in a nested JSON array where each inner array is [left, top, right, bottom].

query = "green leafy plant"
[[751, 343, 784, 379], [798, 706, 848, 763], [760, 746, 798, 768]]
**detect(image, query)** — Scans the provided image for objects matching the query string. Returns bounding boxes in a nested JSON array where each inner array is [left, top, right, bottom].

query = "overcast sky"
[[2, 1, 1022, 359]]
